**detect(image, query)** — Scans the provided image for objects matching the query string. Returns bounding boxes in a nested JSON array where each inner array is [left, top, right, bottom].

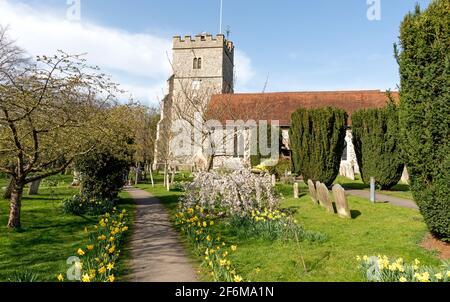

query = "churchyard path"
[[346, 190, 419, 210], [125, 188, 197, 282]]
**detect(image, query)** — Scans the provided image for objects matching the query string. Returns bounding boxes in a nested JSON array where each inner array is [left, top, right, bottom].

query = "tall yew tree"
[[290, 107, 348, 186], [352, 101, 404, 189], [396, 0, 450, 240]]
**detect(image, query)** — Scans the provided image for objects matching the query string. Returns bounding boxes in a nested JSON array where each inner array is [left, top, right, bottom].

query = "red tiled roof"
[[207, 90, 399, 126]]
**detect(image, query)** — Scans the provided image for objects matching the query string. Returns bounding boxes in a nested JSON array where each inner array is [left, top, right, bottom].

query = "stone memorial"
[[317, 182, 334, 213], [332, 184, 351, 219], [308, 180, 318, 204]]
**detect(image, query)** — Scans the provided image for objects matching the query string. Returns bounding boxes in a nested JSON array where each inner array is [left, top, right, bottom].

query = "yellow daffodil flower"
[[81, 274, 91, 282], [57, 274, 64, 282], [77, 248, 85, 256]]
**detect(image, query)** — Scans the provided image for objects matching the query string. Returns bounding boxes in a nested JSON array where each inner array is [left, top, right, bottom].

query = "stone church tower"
[[154, 33, 235, 170]]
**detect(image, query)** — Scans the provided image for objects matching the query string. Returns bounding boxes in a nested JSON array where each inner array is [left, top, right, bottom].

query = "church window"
[[197, 58, 202, 69], [342, 141, 348, 161], [193, 58, 198, 69]]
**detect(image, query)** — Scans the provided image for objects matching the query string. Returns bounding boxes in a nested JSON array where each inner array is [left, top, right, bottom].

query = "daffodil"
[[108, 275, 115, 282], [234, 275, 243, 282], [81, 274, 91, 283], [108, 245, 116, 254], [87, 245, 94, 251], [435, 273, 443, 280], [98, 266, 106, 274], [107, 263, 114, 271], [399, 277, 407, 283], [57, 274, 64, 282], [77, 248, 85, 256], [231, 245, 237, 252]]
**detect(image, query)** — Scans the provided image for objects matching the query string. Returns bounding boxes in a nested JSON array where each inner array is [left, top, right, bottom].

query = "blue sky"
[[0, 0, 432, 105]]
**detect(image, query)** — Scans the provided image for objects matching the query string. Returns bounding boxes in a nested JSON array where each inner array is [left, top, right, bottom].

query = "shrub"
[[358, 255, 450, 283], [266, 158, 292, 179], [180, 170, 279, 216], [352, 101, 404, 189], [62, 195, 116, 216], [290, 107, 348, 186], [75, 150, 129, 201], [396, 0, 450, 240]]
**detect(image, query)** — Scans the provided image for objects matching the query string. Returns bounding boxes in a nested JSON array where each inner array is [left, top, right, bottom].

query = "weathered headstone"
[[308, 180, 318, 204], [317, 182, 335, 213], [332, 184, 351, 219], [294, 182, 299, 199], [28, 179, 41, 196], [71, 171, 81, 187]]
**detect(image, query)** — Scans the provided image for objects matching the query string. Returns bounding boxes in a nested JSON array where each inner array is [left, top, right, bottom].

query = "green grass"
[[0, 181, 135, 282], [335, 175, 414, 200], [139, 181, 439, 282]]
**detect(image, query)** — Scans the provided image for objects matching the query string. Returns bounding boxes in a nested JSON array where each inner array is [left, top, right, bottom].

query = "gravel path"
[[125, 188, 197, 282], [346, 190, 419, 210]]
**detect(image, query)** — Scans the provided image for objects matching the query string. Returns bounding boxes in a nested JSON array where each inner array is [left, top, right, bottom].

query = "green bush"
[[75, 150, 129, 201], [352, 101, 404, 189], [266, 158, 292, 179], [290, 107, 348, 186], [396, 0, 450, 240], [62, 195, 116, 216]]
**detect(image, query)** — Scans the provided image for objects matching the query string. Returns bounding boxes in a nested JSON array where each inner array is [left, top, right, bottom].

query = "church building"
[[154, 33, 398, 179]]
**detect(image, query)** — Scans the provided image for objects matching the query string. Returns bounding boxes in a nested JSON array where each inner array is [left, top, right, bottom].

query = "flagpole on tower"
[[219, 0, 223, 34]]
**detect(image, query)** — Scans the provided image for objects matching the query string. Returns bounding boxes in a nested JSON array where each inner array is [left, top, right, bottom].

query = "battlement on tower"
[[173, 33, 234, 57]]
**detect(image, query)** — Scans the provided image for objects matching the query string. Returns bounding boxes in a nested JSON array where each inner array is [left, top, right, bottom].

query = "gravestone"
[[294, 182, 299, 199], [308, 180, 318, 204], [28, 179, 41, 196], [317, 182, 335, 213], [332, 184, 351, 219]]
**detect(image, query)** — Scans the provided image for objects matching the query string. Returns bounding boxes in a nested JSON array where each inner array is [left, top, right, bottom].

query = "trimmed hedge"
[[290, 107, 348, 186], [352, 101, 404, 189], [396, 0, 450, 240]]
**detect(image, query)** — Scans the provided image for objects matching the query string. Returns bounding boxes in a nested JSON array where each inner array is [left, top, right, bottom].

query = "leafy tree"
[[395, 0, 450, 240], [290, 107, 348, 187], [0, 27, 123, 228], [352, 100, 404, 189]]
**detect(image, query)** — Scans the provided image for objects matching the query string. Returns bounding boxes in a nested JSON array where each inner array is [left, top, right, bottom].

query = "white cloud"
[[0, 0, 172, 105], [0, 0, 256, 104], [234, 50, 255, 89]]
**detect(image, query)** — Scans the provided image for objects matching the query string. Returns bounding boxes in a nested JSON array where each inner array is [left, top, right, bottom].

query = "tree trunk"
[[28, 179, 42, 195], [207, 155, 214, 172], [149, 166, 155, 187], [3, 176, 14, 199], [7, 182, 24, 229]]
